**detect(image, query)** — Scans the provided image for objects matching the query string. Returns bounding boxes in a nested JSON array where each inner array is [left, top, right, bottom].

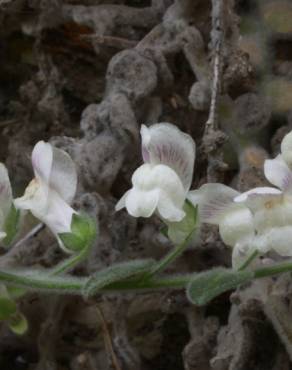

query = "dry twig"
[[96, 305, 122, 370]]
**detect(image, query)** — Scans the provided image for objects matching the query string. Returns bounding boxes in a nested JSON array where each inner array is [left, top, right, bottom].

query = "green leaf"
[[83, 259, 154, 297], [187, 267, 254, 306], [8, 312, 28, 335], [0, 296, 17, 320], [58, 232, 85, 253], [3, 204, 20, 247], [166, 202, 198, 244]]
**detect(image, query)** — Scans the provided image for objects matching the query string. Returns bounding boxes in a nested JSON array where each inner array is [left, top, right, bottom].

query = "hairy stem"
[[254, 259, 292, 279], [51, 248, 88, 276], [0, 268, 191, 295], [142, 231, 194, 280], [238, 250, 259, 271]]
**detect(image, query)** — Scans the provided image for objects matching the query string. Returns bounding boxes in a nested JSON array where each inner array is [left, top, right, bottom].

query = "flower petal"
[[157, 191, 186, 222], [141, 123, 196, 191], [234, 187, 282, 212], [264, 155, 292, 191], [115, 190, 131, 212], [219, 207, 254, 246], [31, 141, 53, 184], [0, 164, 12, 219], [254, 226, 292, 256], [14, 179, 48, 214], [281, 131, 292, 168], [32, 141, 77, 203], [188, 183, 239, 224], [232, 239, 257, 269], [50, 147, 77, 203], [125, 188, 160, 218], [44, 191, 76, 235]]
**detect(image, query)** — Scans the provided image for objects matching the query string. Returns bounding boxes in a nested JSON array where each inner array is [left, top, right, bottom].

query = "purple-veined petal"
[[264, 155, 292, 192], [188, 183, 239, 224], [141, 123, 196, 191], [0, 164, 13, 219], [281, 131, 292, 169], [234, 187, 283, 212]]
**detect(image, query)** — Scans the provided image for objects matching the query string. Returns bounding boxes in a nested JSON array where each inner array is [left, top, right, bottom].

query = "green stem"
[[238, 250, 259, 271], [51, 248, 88, 276], [142, 231, 194, 280], [0, 268, 190, 294], [0, 269, 85, 293], [254, 259, 292, 279]]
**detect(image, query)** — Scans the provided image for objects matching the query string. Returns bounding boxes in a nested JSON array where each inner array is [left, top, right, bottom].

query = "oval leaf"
[[187, 267, 254, 306], [83, 259, 154, 297]]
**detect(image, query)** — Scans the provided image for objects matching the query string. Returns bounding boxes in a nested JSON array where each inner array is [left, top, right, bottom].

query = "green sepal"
[[59, 213, 97, 253], [3, 204, 20, 247], [83, 259, 154, 297], [8, 312, 28, 335], [187, 267, 254, 306], [0, 296, 17, 320], [166, 202, 198, 244], [58, 233, 84, 253]]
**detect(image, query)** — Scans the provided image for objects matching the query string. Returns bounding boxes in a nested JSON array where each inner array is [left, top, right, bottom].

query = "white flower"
[[188, 183, 255, 268], [116, 123, 196, 222], [14, 141, 77, 248], [235, 131, 292, 257], [0, 164, 13, 241]]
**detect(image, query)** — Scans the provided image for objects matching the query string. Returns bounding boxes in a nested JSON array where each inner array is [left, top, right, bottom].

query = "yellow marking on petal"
[[23, 178, 40, 199], [264, 201, 274, 209]]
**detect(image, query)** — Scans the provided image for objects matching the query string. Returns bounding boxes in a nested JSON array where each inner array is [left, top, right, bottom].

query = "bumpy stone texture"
[[1, 0, 292, 369]]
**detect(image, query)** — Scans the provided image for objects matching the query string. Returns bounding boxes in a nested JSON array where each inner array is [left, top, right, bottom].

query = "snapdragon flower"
[[14, 141, 77, 250], [188, 184, 255, 267], [0, 164, 14, 241], [235, 131, 292, 257], [116, 123, 196, 222]]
